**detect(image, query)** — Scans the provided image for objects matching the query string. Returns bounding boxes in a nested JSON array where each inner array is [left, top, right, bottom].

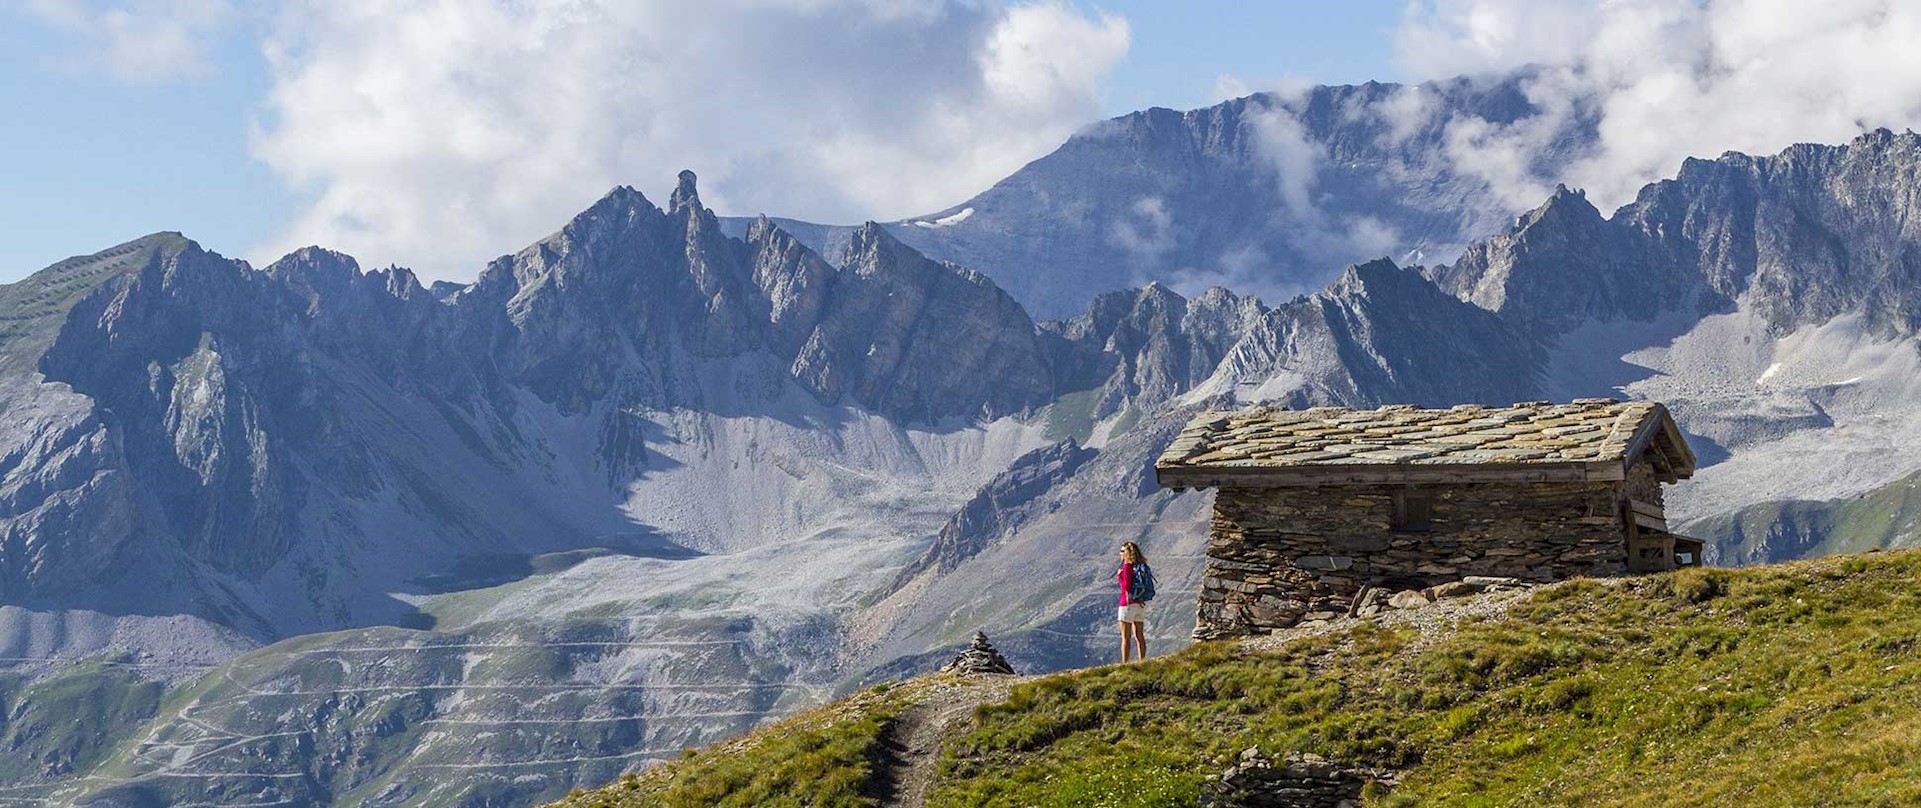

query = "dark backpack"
[[1132, 563, 1157, 603]]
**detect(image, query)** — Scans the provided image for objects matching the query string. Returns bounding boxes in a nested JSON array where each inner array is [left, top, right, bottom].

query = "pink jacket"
[[1118, 562, 1135, 606]]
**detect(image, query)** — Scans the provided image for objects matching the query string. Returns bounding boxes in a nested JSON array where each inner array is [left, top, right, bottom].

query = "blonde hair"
[[1121, 542, 1145, 565]]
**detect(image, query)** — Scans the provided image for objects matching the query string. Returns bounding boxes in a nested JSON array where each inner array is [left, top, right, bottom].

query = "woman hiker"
[[1117, 541, 1155, 662]]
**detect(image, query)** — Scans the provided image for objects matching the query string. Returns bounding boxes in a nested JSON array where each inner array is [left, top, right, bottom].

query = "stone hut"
[[1156, 399, 1699, 640]]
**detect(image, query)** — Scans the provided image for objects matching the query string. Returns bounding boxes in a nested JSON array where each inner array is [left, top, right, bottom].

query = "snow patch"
[[1617, 310, 1921, 523], [910, 207, 974, 228]]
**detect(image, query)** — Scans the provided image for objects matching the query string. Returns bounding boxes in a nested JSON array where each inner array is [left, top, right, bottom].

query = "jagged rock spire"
[[669, 169, 700, 214]]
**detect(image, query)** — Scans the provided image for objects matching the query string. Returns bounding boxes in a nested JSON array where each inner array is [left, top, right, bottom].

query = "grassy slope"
[[0, 660, 167, 782], [551, 678, 923, 808], [0, 232, 187, 365], [552, 550, 1921, 807], [1698, 470, 1921, 562]]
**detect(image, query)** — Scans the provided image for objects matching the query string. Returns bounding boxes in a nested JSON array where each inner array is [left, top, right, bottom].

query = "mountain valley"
[[5, 82, 1921, 806]]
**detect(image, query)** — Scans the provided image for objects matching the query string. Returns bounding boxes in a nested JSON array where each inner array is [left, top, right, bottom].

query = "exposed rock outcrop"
[[892, 439, 1099, 587], [17, 121, 1921, 808], [1041, 283, 1267, 417], [1431, 129, 1921, 338], [1200, 747, 1399, 808]]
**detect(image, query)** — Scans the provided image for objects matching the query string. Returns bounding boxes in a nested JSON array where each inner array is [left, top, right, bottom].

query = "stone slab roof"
[[1156, 398, 1696, 489]]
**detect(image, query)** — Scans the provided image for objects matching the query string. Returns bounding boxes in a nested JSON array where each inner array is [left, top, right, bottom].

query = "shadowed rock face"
[[19, 128, 1921, 637], [1042, 284, 1268, 421], [893, 439, 1100, 586], [1432, 129, 1921, 338], [787, 223, 1052, 422], [458, 179, 1054, 422], [0, 171, 1324, 637], [0, 173, 1065, 625]]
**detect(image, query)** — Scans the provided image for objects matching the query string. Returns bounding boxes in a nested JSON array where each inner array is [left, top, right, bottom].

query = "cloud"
[[1243, 93, 1405, 264], [249, 0, 1129, 279], [13, 0, 237, 82], [1210, 74, 1254, 103], [1436, 101, 1569, 210], [1141, 86, 1416, 300], [1109, 196, 1174, 260], [1397, 0, 1921, 211], [1372, 83, 1438, 147], [1247, 100, 1323, 216]]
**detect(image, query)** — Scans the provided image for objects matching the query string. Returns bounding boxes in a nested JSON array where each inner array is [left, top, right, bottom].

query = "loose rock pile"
[[1338, 575, 1532, 621], [940, 631, 1016, 675], [1200, 747, 1399, 808]]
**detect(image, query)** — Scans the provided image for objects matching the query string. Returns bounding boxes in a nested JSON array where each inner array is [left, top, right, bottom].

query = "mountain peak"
[[574, 185, 658, 227], [1322, 257, 1463, 311], [846, 221, 906, 263], [1135, 281, 1186, 308], [116, 231, 200, 264], [7, 231, 202, 296], [599, 184, 646, 205], [270, 245, 359, 271], [746, 213, 779, 242], [1514, 183, 1601, 232], [1332, 257, 1408, 290]]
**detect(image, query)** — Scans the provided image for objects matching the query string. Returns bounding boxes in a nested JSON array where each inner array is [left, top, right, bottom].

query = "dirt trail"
[[866, 675, 1025, 808]]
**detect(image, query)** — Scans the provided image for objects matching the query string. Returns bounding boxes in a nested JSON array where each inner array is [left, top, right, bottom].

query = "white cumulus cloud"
[[1398, 0, 1921, 211], [1109, 195, 1174, 260], [1244, 91, 1404, 265], [249, 0, 1129, 279], [13, 0, 238, 82]]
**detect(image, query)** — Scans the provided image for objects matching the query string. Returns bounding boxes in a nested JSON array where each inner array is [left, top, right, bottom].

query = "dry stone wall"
[[1625, 462, 1665, 508], [1196, 480, 1627, 638]]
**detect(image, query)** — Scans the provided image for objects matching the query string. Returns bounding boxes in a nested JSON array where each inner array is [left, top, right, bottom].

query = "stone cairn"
[[939, 631, 1016, 675], [1200, 747, 1400, 808]]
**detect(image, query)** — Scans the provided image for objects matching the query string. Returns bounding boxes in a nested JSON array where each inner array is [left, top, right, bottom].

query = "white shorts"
[[1118, 603, 1145, 623]]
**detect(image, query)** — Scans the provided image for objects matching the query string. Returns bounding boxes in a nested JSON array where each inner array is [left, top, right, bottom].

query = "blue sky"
[[1100, 1, 1400, 113], [1, 9, 277, 279], [0, 1, 1404, 282]]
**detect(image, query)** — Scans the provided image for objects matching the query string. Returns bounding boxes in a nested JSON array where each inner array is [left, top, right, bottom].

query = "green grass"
[[931, 553, 1921, 807], [1698, 470, 1921, 561], [1042, 389, 1102, 443], [0, 232, 187, 362], [0, 659, 168, 782], [549, 677, 928, 808], [553, 549, 1921, 808], [1106, 402, 1144, 439]]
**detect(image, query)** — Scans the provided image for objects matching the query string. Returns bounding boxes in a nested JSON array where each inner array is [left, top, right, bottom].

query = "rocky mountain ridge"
[[0, 166, 1353, 805], [6, 110, 1921, 806], [1432, 128, 1921, 338], [728, 72, 1598, 318]]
